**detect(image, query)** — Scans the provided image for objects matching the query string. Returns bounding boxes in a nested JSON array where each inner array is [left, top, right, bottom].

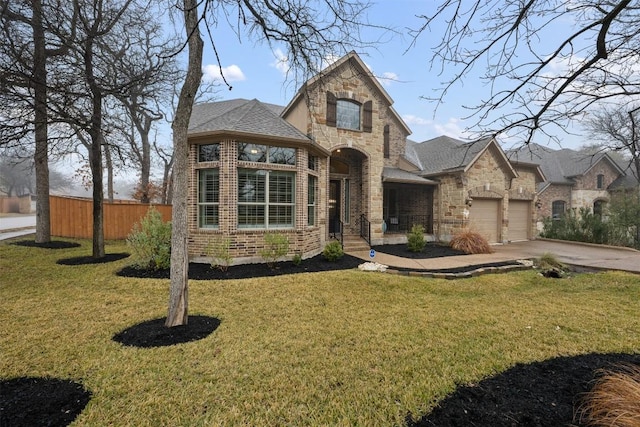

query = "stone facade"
[[283, 55, 412, 246], [185, 52, 545, 263], [434, 144, 542, 242]]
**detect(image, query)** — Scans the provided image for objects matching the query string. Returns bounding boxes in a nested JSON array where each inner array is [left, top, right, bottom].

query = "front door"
[[329, 180, 341, 234]]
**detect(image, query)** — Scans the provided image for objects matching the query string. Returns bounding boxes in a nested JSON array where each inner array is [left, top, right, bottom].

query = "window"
[[597, 174, 605, 189], [308, 175, 317, 226], [238, 143, 267, 162], [383, 125, 390, 159], [237, 143, 296, 165], [594, 199, 606, 217], [308, 155, 318, 171], [326, 92, 372, 132], [336, 99, 361, 130], [238, 169, 295, 229], [198, 143, 220, 162], [198, 169, 219, 228], [551, 200, 565, 220]]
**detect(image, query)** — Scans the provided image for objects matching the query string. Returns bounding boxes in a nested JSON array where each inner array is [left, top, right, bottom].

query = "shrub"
[[323, 240, 344, 261], [536, 252, 565, 270], [540, 207, 611, 245], [260, 232, 289, 268], [449, 229, 494, 254], [407, 224, 426, 252], [578, 364, 640, 427], [126, 207, 172, 270], [292, 253, 302, 266], [207, 237, 233, 272]]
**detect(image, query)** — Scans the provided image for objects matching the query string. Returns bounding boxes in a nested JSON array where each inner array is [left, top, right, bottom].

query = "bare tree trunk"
[[83, 24, 105, 259], [166, 0, 203, 327], [104, 144, 114, 203], [32, 0, 51, 243]]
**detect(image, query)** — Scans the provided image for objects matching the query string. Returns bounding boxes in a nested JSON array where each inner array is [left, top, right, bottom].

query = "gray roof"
[[411, 135, 492, 175], [404, 139, 423, 170], [382, 167, 437, 185], [189, 98, 308, 141], [507, 143, 634, 187]]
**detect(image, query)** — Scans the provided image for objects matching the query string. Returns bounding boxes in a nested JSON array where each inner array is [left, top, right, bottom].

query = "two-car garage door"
[[469, 199, 531, 243], [508, 200, 531, 241], [469, 199, 500, 243]]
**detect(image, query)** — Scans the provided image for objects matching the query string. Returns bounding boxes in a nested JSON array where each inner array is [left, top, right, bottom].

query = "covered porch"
[[382, 167, 437, 240]]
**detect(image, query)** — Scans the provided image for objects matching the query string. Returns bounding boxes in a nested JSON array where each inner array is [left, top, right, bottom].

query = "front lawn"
[[1, 238, 639, 426]]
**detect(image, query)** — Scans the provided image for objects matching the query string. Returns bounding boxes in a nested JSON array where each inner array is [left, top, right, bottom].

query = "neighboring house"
[[508, 143, 637, 223], [185, 51, 544, 264]]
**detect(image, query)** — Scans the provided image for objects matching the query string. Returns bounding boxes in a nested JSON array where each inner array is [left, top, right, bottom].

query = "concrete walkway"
[[0, 215, 36, 240], [348, 239, 640, 274]]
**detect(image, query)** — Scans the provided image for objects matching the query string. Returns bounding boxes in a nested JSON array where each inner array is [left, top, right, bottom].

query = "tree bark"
[[32, 0, 51, 243], [166, 0, 203, 327]]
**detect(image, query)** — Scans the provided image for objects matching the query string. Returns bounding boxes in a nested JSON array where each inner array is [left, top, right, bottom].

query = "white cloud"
[[403, 114, 431, 126], [202, 64, 246, 83], [378, 71, 398, 87], [434, 117, 466, 138], [271, 48, 290, 76]]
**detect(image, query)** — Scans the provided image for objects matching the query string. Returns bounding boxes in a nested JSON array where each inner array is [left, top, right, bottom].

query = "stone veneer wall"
[[436, 146, 541, 242], [301, 60, 410, 245], [538, 184, 572, 219], [187, 139, 324, 264], [571, 161, 620, 210]]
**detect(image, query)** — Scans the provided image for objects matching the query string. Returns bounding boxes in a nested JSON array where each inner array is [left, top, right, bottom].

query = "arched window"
[[336, 99, 361, 130], [593, 199, 606, 217], [551, 200, 565, 220]]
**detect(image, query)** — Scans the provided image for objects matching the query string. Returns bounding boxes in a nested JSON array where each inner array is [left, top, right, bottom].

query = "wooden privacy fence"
[[50, 195, 172, 240]]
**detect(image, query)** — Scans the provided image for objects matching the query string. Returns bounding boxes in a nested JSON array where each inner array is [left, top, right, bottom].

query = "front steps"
[[340, 234, 370, 252]]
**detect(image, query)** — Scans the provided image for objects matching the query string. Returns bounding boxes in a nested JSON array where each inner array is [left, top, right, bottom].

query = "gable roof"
[[507, 143, 627, 186], [281, 51, 412, 136], [189, 98, 309, 143], [412, 135, 517, 178]]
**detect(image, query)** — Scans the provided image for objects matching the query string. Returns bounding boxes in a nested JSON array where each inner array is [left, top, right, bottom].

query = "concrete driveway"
[[493, 239, 640, 274], [351, 239, 640, 274]]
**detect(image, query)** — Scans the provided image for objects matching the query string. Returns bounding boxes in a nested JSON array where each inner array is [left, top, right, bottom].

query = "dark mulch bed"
[[117, 253, 364, 280], [113, 315, 221, 348], [0, 377, 91, 427], [407, 352, 640, 427], [56, 253, 130, 265], [12, 240, 81, 249], [373, 243, 467, 259]]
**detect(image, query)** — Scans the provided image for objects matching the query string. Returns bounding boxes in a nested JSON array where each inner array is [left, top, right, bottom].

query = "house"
[[408, 136, 545, 243], [185, 52, 544, 264], [508, 143, 638, 222]]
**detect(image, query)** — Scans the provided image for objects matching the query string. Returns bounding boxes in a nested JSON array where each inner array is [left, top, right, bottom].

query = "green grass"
[[1, 238, 640, 426]]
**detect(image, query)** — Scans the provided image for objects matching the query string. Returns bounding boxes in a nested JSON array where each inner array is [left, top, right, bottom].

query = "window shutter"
[[363, 100, 373, 132], [326, 92, 336, 127], [383, 124, 390, 158]]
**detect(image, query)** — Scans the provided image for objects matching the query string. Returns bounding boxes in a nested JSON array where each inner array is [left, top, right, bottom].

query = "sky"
[[197, 0, 587, 150]]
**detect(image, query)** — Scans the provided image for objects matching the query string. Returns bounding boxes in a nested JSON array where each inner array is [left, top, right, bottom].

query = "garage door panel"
[[509, 200, 530, 241], [469, 199, 500, 243]]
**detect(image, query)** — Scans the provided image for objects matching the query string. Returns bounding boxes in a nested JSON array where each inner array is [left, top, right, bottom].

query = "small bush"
[[579, 364, 640, 427], [260, 232, 289, 268], [449, 229, 494, 254], [126, 207, 172, 270], [407, 224, 426, 253], [536, 252, 565, 270], [207, 237, 233, 272], [292, 253, 302, 266], [323, 240, 344, 261]]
